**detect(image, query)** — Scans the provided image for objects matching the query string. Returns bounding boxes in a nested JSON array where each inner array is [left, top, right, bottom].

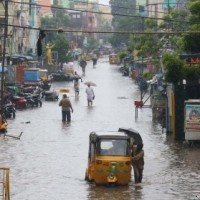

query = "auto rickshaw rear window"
[[99, 139, 128, 156]]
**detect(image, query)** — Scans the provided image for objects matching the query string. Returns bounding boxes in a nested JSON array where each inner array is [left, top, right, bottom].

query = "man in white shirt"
[[85, 84, 95, 106]]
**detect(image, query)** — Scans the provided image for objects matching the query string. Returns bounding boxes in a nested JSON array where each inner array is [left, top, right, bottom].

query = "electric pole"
[[1, 0, 8, 111]]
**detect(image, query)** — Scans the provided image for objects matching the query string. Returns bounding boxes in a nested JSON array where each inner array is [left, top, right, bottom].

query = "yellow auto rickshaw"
[[85, 128, 143, 186], [0, 114, 7, 135], [109, 53, 119, 64], [39, 69, 48, 81]]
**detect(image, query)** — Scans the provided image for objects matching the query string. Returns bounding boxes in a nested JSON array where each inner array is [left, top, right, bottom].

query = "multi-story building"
[[0, 0, 40, 59], [68, 0, 98, 48], [39, 0, 53, 17], [0, 1, 17, 63]]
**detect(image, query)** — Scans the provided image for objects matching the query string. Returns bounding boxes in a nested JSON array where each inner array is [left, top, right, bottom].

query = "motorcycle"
[[32, 94, 42, 107], [11, 95, 27, 109], [42, 90, 59, 101], [1, 102, 16, 119], [18, 92, 42, 108], [40, 81, 51, 91]]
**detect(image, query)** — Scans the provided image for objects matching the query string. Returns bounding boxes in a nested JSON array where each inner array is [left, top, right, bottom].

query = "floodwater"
[[0, 57, 200, 200]]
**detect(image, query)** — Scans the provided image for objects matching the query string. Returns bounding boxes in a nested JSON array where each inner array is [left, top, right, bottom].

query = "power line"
[[74, 0, 188, 17], [0, 23, 199, 35], [8, 0, 195, 25]]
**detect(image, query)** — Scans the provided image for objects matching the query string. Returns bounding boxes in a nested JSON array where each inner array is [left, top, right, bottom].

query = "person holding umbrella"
[[131, 143, 144, 184], [85, 84, 95, 106]]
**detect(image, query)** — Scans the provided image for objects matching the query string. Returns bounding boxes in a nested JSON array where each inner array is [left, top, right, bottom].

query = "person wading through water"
[[59, 94, 73, 122], [131, 143, 144, 184], [85, 84, 95, 106]]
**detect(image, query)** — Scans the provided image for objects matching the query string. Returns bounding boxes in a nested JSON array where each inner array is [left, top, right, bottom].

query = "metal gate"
[[0, 168, 10, 200]]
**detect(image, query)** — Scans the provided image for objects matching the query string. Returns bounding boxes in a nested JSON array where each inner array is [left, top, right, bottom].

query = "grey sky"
[[99, 0, 109, 5]]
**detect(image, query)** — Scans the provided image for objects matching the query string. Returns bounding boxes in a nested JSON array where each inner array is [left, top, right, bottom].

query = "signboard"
[[179, 53, 200, 64], [185, 100, 200, 141], [185, 57, 200, 64], [185, 101, 200, 134]]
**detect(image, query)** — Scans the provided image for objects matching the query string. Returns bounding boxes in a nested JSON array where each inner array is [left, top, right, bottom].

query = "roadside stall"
[[184, 99, 200, 145]]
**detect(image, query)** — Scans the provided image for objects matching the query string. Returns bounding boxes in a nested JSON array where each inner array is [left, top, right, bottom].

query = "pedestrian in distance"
[[92, 54, 98, 68], [131, 143, 144, 184], [73, 71, 82, 96], [79, 55, 87, 76], [59, 94, 73, 122], [85, 84, 95, 107]]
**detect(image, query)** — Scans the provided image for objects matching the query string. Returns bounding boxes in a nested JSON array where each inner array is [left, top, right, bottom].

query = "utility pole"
[[1, 0, 8, 111]]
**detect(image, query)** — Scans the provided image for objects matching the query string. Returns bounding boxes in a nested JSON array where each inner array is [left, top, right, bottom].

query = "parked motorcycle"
[[18, 92, 42, 108], [11, 95, 27, 109], [32, 94, 42, 107], [1, 102, 16, 119], [42, 90, 59, 101], [40, 81, 51, 91], [20, 85, 35, 93]]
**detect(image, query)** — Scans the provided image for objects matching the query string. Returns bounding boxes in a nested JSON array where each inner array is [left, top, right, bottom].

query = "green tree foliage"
[[183, 24, 200, 53], [162, 52, 184, 84], [109, 0, 139, 47], [53, 34, 70, 63], [158, 9, 189, 53], [41, 4, 70, 63], [99, 22, 112, 43], [183, 64, 200, 81], [84, 36, 98, 52], [128, 19, 162, 68], [182, 0, 200, 53]]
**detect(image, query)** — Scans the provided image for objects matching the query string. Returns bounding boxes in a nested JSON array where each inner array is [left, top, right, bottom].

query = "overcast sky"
[[99, 0, 109, 5]]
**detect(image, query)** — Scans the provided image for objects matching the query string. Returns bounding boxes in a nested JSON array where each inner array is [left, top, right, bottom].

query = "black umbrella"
[[118, 127, 143, 144]]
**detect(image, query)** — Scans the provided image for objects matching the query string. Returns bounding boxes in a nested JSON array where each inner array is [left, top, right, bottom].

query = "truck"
[[23, 68, 40, 85]]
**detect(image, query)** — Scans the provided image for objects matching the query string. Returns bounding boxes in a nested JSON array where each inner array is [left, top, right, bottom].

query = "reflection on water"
[[0, 59, 200, 200], [87, 184, 143, 200]]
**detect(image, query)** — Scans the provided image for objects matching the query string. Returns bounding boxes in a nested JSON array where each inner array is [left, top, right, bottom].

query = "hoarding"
[[185, 103, 200, 132]]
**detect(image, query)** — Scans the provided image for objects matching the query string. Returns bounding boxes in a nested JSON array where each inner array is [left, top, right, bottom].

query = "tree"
[[109, 0, 138, 47], [53, 34, 70, 63], [162, 52, 184, 84], [182, 0, 200, 53], [158, 9, 189, 53], [40, 3, 71, 64], [128, 18, 162, 69]]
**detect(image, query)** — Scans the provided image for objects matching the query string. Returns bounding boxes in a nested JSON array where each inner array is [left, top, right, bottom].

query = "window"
[[99, 139, 128, 156]]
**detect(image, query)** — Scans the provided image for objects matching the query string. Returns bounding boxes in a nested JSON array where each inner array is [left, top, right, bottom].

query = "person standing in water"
[[85, 84, 95, 106], [73, 71, 82, 96], [132, 143, 144, 184], [59, 94, 73, 122]]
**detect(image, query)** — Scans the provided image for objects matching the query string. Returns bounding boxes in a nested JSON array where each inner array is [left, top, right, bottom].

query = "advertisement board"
[[185, 100, 200, 141]]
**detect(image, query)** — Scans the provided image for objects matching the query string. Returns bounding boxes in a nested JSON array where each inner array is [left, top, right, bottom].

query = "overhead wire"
[[8, 0, 196, 25], [1, 22, 200, 35], [73, 0, 188, 17], [0, 0, 198, 36]]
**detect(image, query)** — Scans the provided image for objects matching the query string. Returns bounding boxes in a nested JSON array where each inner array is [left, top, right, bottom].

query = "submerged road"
[[0, 57, 200, 200]]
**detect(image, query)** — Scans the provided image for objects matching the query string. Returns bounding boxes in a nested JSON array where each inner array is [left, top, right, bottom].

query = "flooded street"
[[0, 57, 200, 200]]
